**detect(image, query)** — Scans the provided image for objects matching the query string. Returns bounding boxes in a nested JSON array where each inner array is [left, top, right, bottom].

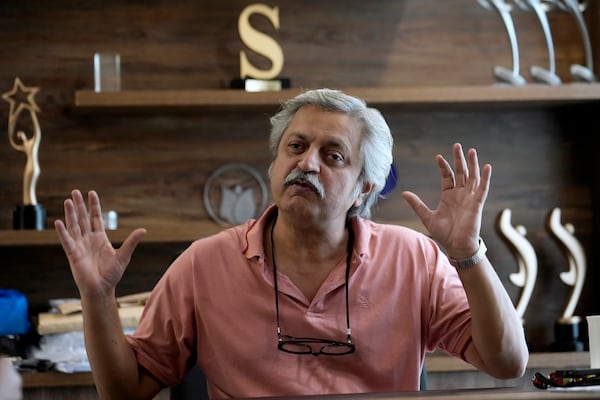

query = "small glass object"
[[94, 53, 121, 92]]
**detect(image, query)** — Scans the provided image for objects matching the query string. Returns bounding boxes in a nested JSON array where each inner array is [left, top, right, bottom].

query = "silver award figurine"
[[477, 0, 527, 85], [2, 77, 46, 230], [496, 208, 538, 324], [546, 207, 586, 351], [552, 0, 596, 82], [514, 0, 562, 85]]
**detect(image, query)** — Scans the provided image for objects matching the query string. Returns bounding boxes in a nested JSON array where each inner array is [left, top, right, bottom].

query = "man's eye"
[[329, 153, 344, 163]]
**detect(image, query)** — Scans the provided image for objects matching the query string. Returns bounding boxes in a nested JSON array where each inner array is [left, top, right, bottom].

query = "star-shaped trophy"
[[2, 77, 46, 230]]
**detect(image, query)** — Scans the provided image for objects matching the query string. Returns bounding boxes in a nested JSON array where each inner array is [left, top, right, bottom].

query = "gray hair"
[[268, 88, 393, 219]]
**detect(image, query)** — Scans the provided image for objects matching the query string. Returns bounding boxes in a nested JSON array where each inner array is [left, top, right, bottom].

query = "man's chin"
[[279, 198, 320, 216]]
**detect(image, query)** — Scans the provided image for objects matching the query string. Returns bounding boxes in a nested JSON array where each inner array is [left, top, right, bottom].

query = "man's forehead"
[[286, 106, 360, 136]]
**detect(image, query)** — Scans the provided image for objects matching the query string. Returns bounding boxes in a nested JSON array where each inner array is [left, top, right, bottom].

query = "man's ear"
[[353, 181, 375, 207]]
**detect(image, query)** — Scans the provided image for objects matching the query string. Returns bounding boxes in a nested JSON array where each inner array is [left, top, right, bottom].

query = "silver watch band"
[[448, 238, 487, 270]]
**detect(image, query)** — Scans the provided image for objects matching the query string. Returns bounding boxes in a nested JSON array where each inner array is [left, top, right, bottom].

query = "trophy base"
[[13, 204, 46, 230], [549, 316, 585, 352], [230, 77, 291, 92]]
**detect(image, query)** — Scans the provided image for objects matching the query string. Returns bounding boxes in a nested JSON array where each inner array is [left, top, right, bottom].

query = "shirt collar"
[[243, 204, 372, 262], [243, 204, 278, 260]]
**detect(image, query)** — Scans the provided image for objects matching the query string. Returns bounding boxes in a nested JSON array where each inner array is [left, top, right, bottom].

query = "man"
[[0, 357, 22, 400], [55, 88, 528, 399]]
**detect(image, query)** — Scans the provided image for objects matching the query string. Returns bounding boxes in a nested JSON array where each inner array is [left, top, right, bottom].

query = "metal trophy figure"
[[496, 209, 538, 324], [477, 0, 527, 85], [552, 0, 596, 82], [2, 77, 46, 230], [546, 207, 586, 351], [514, 0, 562, 85]]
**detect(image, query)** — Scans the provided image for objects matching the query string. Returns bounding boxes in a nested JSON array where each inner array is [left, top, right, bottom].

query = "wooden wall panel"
[[0, 0, 598, 355]]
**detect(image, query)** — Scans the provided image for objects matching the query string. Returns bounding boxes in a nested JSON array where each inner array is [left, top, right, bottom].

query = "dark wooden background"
[[0, 0, 598, 353]]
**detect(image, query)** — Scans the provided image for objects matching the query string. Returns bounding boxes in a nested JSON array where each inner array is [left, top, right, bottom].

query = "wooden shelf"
[[74, 84, 600, 112], [22, 371, 94, 388], [0, 222, 223, 246]]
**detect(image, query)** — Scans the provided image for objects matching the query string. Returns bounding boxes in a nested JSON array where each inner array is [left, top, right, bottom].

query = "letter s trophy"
[[2, 77, 46, 230], [231, 3, 290, 91]]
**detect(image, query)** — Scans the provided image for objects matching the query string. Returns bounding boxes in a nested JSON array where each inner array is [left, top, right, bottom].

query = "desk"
[[247, 387, 600, 399], [424, 351, 590, 391], [21, 352, 592, 399]]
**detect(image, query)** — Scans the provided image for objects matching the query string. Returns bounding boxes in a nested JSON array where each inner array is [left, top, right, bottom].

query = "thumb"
[[401, 191, 431, 223], [117, 228, 147, 266]]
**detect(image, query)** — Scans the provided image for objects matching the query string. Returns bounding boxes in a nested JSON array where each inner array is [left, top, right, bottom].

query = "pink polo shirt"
[[127, 205, 472, 398]]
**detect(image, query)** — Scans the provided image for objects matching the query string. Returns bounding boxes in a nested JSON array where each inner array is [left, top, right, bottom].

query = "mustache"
[[283, 169, 325, 199]]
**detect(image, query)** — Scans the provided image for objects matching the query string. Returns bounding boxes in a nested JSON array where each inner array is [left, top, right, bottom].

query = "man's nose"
[[297, 149, 320, 172]]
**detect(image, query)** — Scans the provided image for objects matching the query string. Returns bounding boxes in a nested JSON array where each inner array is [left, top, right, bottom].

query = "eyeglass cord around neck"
[[270, 216, 354, 344]]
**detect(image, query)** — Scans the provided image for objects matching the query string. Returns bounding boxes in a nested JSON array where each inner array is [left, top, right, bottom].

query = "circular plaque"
[[203, 163, 269, 226]]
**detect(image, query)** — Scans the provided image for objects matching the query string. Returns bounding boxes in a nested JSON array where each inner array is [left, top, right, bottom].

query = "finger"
[[54, 219, 80, 258], [453, 143, 468, 187], [72, 189, 91, 234], [117, 228, 147, 266], [63, 197, 82, 239], [476, 163, 492, 203], [401, 191, 432, 225], [436, 154, 455, 191], [466, 148, 481, 192], [88, 190, 105, 232]]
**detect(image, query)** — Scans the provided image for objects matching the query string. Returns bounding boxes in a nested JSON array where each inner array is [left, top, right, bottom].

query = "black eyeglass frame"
[[271, 219, 355, 356]]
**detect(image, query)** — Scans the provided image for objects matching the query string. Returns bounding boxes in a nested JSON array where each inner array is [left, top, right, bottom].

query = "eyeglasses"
[[270, 220, 355, 356]]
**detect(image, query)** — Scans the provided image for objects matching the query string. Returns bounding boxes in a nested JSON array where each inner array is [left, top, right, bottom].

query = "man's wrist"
[[448, 237, 487, 270]]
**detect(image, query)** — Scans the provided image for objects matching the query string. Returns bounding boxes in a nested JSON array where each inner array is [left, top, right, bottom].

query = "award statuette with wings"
[[2, 77, 46, 230]]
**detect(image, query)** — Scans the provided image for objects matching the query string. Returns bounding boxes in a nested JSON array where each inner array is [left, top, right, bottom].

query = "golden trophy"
[[546, 207, 586, 351], [231, 3, 290, 91], [2, 77, 45, 230], [496, 208, 538, 325]]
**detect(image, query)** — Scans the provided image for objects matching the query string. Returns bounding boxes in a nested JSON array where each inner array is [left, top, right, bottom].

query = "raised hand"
[[401, 143, 492, 259], [54, 189, 146, 299]]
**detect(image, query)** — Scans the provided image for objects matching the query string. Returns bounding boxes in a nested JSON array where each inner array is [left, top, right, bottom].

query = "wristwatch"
[[448, 237, 487, 270]]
